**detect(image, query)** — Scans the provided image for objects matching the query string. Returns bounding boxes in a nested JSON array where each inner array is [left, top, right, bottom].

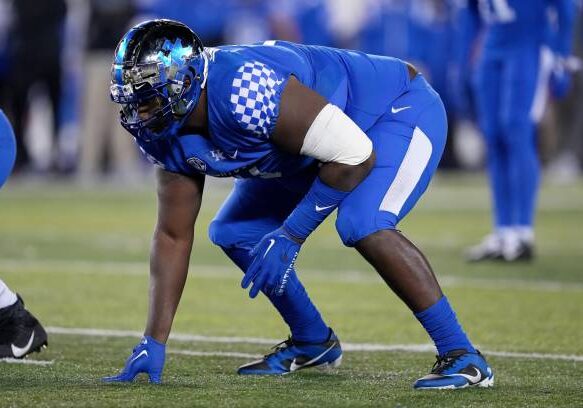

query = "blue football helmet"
[[110, 19, 207, 142]]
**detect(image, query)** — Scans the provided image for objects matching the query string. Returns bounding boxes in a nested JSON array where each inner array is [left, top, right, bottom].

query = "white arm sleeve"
[[300, 103, 373, 165]]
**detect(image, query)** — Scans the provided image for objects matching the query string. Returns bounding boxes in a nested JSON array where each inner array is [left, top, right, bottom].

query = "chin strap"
[[200, 50, 209, 90]]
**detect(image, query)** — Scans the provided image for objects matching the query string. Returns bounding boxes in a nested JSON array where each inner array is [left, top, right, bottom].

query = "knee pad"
[[208, 219, 238, 248], [335, 210, 398, 247], [209, 218, 268, 250], [335, 212, 357, 247]]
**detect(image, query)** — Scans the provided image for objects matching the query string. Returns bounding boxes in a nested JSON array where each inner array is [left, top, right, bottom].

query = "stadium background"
[[0, 1, 582, 407]]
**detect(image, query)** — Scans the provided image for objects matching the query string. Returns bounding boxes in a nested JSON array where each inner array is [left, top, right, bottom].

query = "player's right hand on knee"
[[243, 227, 301, 298], [102, 336, 166, 384]]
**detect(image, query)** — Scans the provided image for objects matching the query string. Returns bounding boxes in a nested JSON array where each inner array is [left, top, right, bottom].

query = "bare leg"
[[355, 229, 442, 313], [355, 227, 478, 363]]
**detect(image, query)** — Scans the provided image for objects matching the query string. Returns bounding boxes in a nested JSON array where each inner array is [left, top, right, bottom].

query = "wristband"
[[283, 177, 349, 241]]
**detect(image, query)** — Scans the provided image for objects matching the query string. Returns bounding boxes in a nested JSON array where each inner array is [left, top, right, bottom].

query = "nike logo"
[[228, 149, 238, 159], [129, 350, 148, 365], [133, 82, 148, 90], [315, 204, 335, 212], [391, 105, 412, 114], [11, 332, 35, 358], [263, 239, 276, 258], [289, 341, 337, 372], [447, 367, 482, 384]]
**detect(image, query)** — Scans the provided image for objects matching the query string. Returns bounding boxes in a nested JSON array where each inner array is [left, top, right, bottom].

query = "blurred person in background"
[[358, 0, 411, 61], [292, 0, 336, 46], [546, 5, 583, 181], [0, 110, 48, 359], [459, 0, 576, 262], [222, 0, 299, 44], [0, 0, 10, 99], [135, 0, 226, 46], [133, 0, 335, 53], [78, 0, 142, 184], [2, 0, 67, 175]]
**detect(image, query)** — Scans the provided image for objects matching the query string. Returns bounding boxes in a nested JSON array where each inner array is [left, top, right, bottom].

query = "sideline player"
[[0, 110, 48, 359], [460, 0, 575, 262], [103, 19, 493, 389]]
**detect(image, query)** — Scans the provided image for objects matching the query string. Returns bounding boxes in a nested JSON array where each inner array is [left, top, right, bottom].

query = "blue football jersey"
[[137, 41, 411, 179], [475, 0, 575, 55]]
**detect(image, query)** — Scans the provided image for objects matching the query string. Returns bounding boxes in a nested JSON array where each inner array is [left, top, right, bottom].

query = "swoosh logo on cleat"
[[447, 367, 482, 384], [11, 332, 35, 358], [289, 341, 338, 372]]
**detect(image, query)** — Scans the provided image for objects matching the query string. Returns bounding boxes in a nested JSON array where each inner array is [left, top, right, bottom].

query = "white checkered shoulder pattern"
[[230, 61, 284, 138]]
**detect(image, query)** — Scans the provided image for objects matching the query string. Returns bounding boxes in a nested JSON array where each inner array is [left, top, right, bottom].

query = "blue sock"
[[222, 246, 330, 344], [414, 296, 476, 356]]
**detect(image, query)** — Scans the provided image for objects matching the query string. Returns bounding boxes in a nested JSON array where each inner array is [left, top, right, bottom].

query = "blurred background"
[[0, 0, 581, 184]]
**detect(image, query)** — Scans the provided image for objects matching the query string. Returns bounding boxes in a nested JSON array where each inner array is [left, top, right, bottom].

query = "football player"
[[460, 0, 576, 262], [0, 110, 48, 359], [103, 19, 493, 389]]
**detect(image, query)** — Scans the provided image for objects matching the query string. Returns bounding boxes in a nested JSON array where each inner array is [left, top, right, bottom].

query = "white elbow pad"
[[300, 104, 373, 165]]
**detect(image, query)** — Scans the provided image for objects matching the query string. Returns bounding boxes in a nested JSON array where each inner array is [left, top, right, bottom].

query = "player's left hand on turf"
[[243, 227, 301, 298], [102, 336, 166, 384]]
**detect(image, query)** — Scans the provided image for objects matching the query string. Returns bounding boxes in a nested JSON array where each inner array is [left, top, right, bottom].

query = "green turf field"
[[1, 174, 582, 407]]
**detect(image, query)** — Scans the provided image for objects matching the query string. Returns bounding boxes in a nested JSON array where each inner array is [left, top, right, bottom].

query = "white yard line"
[[168, 349, 261, 359], [484, 351, 583, 362], [3, 259, 583, 292], [0, 358, 54, 366], [47, 327, 278, 345], [47, 326, 583, 363]]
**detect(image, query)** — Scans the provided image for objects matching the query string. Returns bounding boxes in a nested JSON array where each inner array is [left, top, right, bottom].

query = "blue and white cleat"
[[238, 329, 342, 375], [414, 349, 494, 390]]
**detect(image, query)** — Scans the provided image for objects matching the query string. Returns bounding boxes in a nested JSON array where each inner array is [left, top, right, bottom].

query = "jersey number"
[[478, 0, 516, 23]]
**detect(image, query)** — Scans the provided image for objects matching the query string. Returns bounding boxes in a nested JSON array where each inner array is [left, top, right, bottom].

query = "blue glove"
[[242, 227, 301, 298], [102, 336, 166, 384]]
